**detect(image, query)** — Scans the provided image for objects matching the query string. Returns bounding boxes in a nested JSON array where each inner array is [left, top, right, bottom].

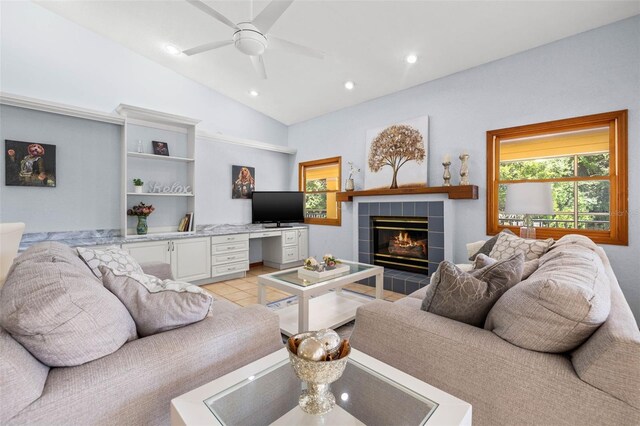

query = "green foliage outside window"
[[499, 153, 610, 230]]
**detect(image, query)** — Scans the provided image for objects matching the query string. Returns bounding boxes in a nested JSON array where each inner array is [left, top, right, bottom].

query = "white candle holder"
[[442, 162, 452, 186], [459, 154, 470, 186]]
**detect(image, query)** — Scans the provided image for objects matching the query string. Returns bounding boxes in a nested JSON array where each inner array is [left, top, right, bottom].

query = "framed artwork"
[[364, 115, 429, 190], [152, 141, 170, 156], [5, 140, 56, 187], [232, 165, 255, 199]]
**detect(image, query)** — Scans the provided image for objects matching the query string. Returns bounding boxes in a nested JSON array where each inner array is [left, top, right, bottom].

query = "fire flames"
[[389, 231, 427, 258], [394, 232, 417, 247]]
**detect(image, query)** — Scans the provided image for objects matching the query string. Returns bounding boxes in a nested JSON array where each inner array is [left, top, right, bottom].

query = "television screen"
[[251, 191, 304, 225]]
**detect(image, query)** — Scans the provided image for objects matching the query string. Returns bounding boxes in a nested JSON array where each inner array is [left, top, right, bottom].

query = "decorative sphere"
[[296, 337, 327, 361], [314, 329, 341, 356]]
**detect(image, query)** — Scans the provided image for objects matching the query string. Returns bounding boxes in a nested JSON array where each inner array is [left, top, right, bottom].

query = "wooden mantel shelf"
[[336, 185, 478, 202]]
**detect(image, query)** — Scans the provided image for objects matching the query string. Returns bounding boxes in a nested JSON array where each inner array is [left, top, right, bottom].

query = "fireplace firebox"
[[372, 216, 429, 275]]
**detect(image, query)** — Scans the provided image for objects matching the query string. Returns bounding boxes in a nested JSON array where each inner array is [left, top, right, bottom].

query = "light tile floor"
[[202, 265, 405, 306]]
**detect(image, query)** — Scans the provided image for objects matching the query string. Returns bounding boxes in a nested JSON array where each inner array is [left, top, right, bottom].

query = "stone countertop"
[[19, 224, 307, 251]]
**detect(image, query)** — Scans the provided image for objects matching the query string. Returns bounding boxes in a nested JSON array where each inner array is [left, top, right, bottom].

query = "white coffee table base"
[[275, 290, 372, 336]]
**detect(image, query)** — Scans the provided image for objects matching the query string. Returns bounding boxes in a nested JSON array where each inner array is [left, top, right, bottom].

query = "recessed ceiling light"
[[344, 81, 355, 90], [405, 54, 418, 64], [164, 44, 181, 56], [249, 90, 259, 97]]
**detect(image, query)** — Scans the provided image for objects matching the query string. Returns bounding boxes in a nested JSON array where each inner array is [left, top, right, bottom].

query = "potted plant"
[[127, 202, 155, 235], [133, 178, 144, 193]]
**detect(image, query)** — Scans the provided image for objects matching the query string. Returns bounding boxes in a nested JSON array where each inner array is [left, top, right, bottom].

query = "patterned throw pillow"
[[421, 253, 525, 327], [473, 253, 540, 280], [488, 232, 553, 261], [99, 266, 213, 337], [77, 246, 144, 279], [468, 229, 515, 261]]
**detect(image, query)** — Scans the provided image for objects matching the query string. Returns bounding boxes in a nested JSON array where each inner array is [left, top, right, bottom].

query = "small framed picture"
[[5, 140, 57, 187], [152, 141, 169, 156]]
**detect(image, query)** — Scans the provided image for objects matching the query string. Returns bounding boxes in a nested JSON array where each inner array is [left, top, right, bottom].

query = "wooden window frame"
[[486, 110, 628, 245], [298, 156, 342, 226]]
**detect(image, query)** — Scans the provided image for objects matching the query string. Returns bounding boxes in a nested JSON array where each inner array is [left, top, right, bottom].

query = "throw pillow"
[[99, 266, 213, 337], [421, 253, 525, 327], [468, 229, 515, 261], [488, 232, 553, 261], [473, 253, 539, 280], [77, 246, 144, 279], [0, 253, 137, 367], [485, 235, 611, 353]]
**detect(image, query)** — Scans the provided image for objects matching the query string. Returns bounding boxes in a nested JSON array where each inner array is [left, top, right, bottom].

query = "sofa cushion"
[[0, 328, 49, 423], [77, 246, 144, 279], [421, 253, 524, 327], [12, 241, 98, 282], [0, 244, 137, 367], [473, 253, 539, 280], [488, 232, 553, 261], [468, 229, 515, 261], [100, 266, 213, 337], [485, 235, 611, 353]]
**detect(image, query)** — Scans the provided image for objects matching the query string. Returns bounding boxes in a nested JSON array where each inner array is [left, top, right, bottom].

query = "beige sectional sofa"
[[351, 236, 640, 426], [0, 243, 283, 425]]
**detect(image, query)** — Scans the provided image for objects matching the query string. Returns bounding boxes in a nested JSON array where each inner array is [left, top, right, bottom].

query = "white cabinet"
[[297, 228, 308, 260], [262, 227, 309, 269], [211, 233, 249, 278], [172, 237, 211, 282], [123, 237, 211, 282]]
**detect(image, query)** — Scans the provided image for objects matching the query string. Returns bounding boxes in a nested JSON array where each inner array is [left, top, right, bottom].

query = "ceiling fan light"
[[249, 90, 259, 97], [164, 44, 181, 56], [405, 54, 418, 64], [344, 81, 355, 90]]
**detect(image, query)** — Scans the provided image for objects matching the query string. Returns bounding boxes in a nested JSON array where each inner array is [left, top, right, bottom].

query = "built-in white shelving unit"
[[117, 104, 200, 239]]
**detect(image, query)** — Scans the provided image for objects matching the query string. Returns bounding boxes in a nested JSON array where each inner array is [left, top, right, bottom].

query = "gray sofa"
[[1, 243, 283, 425], [351, 237, 640, 426]]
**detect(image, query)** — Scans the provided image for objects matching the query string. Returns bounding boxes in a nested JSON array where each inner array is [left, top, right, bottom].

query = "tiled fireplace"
[[356, 201, 446, 295]]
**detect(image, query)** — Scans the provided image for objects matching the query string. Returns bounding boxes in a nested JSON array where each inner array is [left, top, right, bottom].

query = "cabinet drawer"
[[212, 261, 249, 277], [212, 251, 249, 265], [283, 230, 298, 245], [283, 246, 298, 263], [249, 230, 281, 239], [212, 241, 249, 254], [211, 234, 249, 245]]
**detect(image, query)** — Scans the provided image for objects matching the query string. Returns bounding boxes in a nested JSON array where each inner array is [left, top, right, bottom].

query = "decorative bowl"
[[287, 333, 351, 415]]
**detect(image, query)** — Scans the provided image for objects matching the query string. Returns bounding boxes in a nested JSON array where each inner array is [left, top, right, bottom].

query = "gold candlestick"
[[442, 162, 452, 186], [459, 153, 470, 185]]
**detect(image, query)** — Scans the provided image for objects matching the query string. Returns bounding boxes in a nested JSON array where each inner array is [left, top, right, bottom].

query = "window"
[[298, 157, 341, 226], [487, 110, 627, 245]]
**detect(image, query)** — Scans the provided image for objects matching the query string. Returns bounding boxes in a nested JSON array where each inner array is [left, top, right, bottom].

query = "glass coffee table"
[[257, 260, 384, 336], [171, 348, 472, 426]]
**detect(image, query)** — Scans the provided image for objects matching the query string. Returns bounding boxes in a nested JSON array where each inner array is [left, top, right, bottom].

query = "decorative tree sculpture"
[[368, 125, 426, 189]]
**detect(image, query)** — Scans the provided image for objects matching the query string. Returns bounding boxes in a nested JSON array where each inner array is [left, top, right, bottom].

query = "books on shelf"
[[177, 212, 195, 232]]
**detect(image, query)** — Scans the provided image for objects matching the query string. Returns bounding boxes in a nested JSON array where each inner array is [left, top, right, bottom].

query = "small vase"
[[134, 186, 143, 194], [345, 178, 355, 191], [136, 216, 148, 235]]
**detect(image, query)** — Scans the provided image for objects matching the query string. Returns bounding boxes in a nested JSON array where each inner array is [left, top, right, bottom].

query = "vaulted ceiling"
[[37, 1, 640, 125]]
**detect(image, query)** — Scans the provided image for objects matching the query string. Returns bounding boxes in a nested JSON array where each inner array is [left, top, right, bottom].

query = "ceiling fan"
[[183, 0, 324, 79]]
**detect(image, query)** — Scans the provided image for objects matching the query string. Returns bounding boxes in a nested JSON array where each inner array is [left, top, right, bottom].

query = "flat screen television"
[[251, 191, 304, 227]]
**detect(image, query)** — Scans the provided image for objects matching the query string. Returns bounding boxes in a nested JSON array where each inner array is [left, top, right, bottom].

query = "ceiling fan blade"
[[249, 55, 267, 80], [268, 36, 324, 59], [252, 0, 294, 34], [183, 40, 233, 56], [186, 0, 239, 30]]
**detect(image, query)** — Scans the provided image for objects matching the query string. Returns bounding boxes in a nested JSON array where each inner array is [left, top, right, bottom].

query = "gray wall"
[[287, 16, 640, 319], [0, 106, 121, 232]]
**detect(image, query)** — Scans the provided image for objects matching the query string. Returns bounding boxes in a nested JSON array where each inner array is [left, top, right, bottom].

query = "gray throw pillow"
[[77, 246, 144, 279], [421, 253, 525, 327], [99, 266, 213, 337], [468, 229, 515, 261], [488, 232, 553, 261], [0, 256, 137, 367], [473, 253, 539, 280], [485, 235, 611, 352]]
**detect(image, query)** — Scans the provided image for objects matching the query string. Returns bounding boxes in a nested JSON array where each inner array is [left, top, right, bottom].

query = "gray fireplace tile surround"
[[357, 201, 444, 295]]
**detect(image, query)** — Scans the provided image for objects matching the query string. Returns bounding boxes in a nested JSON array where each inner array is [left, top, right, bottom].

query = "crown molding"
[[197, 130, 296, 155], [0, 92, 125, 125]]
